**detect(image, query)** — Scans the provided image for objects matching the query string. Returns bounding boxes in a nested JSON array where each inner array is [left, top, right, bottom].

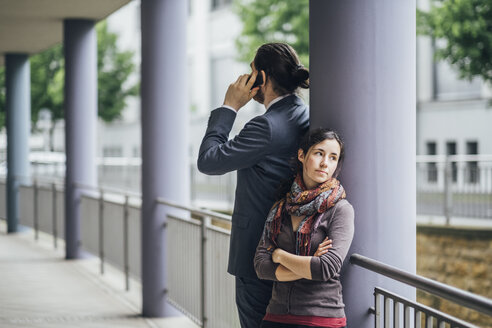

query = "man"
[[198, 43, 309, 328]]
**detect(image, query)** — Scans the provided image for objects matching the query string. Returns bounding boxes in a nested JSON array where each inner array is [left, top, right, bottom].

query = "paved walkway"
[[0, 222, 199, 328]]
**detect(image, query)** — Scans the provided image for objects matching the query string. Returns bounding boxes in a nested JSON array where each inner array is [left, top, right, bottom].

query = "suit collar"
[[266, 94, 303, 112]]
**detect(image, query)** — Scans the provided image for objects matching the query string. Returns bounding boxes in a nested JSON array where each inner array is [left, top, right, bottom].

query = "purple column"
[[64, 19, 98, 259], [310, 1, 416, 326], [140, 0, 190, 317]]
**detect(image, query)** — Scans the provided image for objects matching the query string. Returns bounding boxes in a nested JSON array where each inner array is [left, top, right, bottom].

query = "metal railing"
[[3, 175, 491, 328], [2, 177, 239, 328], [350, 254, 492, 327], [26, 155, 236, 212], [25, 153, 492, 222], [417, 155, 492, 223], [155, 198, 237, 328]]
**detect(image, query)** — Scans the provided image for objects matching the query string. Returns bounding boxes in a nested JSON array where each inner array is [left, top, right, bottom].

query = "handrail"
[[74, 183, 232, 223], [350, 253, 492, 317], [74, 182, 142, 198], [156, 197, 232, 222]]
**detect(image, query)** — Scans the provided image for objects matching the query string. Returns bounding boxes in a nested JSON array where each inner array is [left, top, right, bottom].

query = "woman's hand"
[[223, 71, 259, 111], [314, 237, 333, 257], [272, 248, 286, 264]]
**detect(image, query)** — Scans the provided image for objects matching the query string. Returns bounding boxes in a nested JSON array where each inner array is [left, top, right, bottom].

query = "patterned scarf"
[[265, 174, 346, 256]]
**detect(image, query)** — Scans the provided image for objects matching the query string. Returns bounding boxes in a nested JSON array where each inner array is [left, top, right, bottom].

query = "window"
[[446, 141, 457, 183], [211, 0, 232, 10], [466, 141, 479, 183], [103, 146, 123, 158], [434, 39, 481, 101], [426, 142, 438, 182]]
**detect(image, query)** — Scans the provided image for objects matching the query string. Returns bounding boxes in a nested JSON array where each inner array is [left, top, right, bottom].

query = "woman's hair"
[[253, 43, 309, 95], [297, 128, 345, 179], [275, 128, 345, 200]]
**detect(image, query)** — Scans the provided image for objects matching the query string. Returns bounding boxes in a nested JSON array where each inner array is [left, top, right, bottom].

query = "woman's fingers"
[[319, 238, 332, 247], [314, 238, 333, 257]]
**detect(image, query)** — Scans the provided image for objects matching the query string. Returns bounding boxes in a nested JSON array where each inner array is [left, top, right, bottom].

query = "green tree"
[[418, 0, 492, 83], [96, 20, 139, 122], [30, 43, 64, 129], [1, 20, 138, 148], [234, 0, 309, 66]]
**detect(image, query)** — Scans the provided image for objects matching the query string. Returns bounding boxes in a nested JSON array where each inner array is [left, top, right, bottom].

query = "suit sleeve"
[[254, 221, 280, 281], [310, 203, 355, 282], [197, 107, 273, 175]]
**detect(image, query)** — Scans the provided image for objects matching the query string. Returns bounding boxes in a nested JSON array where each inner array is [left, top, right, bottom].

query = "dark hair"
[[253, 43, 309, 95], [275, 128, 345, 200]]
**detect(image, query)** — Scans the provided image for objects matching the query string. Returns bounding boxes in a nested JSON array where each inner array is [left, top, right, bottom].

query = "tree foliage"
[[96, 20, 139, 122], [30, 43, 64, 124], [0, 19, 138, 132], [234, 0, 309, 66], [418, 0, 492, 83]]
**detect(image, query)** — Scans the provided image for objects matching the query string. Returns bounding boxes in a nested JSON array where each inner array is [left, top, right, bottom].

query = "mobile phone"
[[248, 72, 263, 89]]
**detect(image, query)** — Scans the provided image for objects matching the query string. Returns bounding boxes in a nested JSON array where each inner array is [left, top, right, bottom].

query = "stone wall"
[[417, 224, 492, 327]]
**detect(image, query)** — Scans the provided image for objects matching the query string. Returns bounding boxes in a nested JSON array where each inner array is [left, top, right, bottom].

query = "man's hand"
[[223, 71, 260, 111], [314, 237, 333, 257]]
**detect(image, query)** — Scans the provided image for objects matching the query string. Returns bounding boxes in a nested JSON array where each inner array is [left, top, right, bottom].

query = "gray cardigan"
[[254, 199, 355, 318]]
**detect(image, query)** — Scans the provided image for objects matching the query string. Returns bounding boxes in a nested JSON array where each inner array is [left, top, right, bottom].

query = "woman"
[[254, 128, 355, 328]]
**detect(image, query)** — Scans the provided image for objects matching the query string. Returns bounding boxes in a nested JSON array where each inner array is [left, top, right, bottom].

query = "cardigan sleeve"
[[197, 107, 273, 175], [254, 222, 280, 281], [310, 202, 355, 282]]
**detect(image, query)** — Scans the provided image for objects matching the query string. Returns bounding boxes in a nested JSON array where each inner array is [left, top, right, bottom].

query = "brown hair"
[[253, 43, 309, 95]]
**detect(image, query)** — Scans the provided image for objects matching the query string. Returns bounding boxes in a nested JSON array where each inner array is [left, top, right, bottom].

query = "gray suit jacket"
[[197, 95, 309, 278]]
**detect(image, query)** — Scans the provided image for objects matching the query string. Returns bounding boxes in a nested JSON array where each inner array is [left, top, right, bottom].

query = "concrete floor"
[[0, 221, 199, 328]]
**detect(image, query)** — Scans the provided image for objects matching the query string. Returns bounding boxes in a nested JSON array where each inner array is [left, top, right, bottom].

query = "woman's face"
[[298, 139, 341, 189]]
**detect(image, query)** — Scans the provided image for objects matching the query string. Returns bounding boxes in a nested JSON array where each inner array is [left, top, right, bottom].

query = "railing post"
[[426, 315, 433, 327], [394, 301, 400, 327], [201, 215, 210, 328], [190, 165, 196, 202], [444, 156, 453, 225], [123, 194, 130, 291], [384, 296, 391, 328], [34, 179, 39, 241], [415, 310, 422, 328], [99, 190, 105, 275], [52, 183, 58, 249], [404, 305, 411, 328], [374, 292, 381, 328]]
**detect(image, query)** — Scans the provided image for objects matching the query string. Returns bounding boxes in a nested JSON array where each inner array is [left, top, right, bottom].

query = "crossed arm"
[[254, 203, 355, 282], [272, 238, 332, 281]]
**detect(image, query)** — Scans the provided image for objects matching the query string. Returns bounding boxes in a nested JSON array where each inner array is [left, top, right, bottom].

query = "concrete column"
[[5, 54, 31, 233], [64, 19, 98, 259], [140, 0, 190, 317], [310, 1, 416, 327]]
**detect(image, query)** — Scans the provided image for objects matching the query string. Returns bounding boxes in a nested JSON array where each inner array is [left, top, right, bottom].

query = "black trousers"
[[235, 276, 273, 328], [261, 321, 346, 328]]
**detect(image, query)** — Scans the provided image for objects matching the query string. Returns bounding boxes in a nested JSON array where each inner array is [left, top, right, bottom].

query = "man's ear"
[[260, 70, 266, 87]]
